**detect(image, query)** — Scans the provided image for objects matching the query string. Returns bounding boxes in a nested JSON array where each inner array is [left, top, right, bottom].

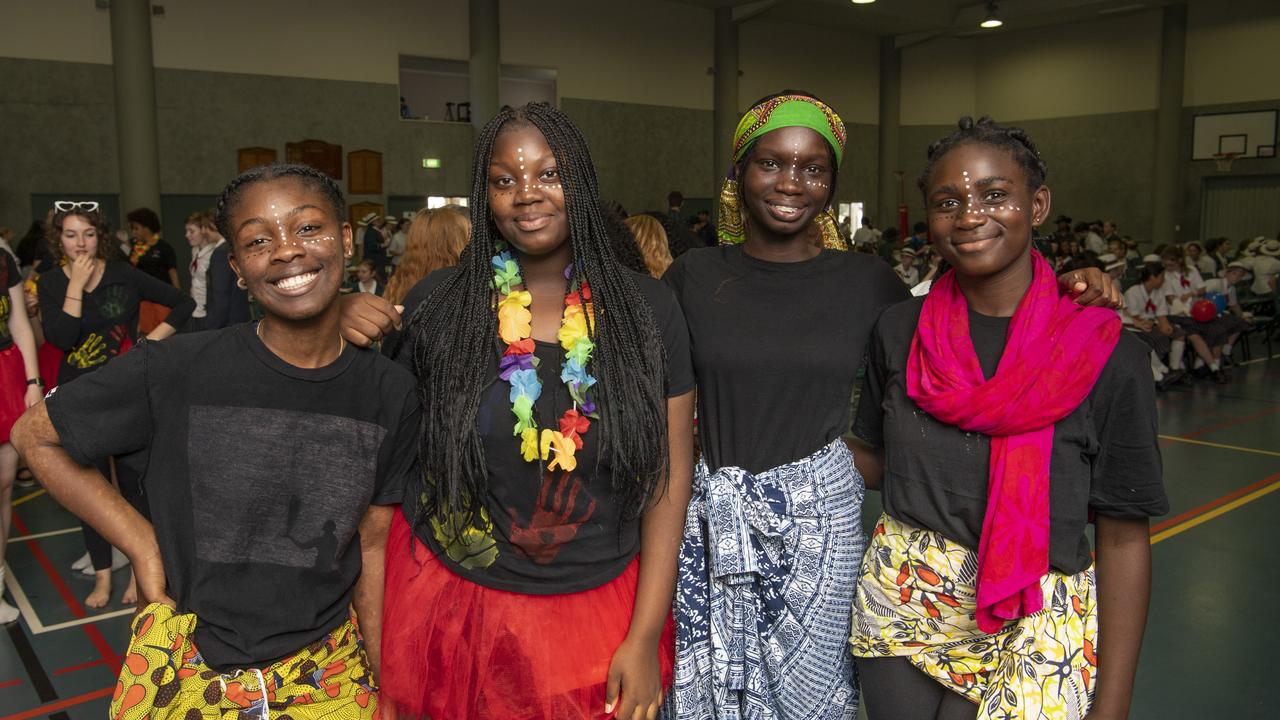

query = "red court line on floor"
[[1149, 471, 1280, 535], [1176, 404, 1280, 440], [11, 513, 123, 673], [53, 657, 110, 677], [0, 685, 113, 720], [0, 678, 22, 689]]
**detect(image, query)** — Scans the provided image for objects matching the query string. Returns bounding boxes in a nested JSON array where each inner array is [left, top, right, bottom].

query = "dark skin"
[[858, 142, 1150, 719], [13, 179, 396, 683], [343, 125, 693, 720]]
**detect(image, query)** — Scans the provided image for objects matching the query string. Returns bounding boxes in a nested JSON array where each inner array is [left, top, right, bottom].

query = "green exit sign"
[[422, 158, 441, 169]]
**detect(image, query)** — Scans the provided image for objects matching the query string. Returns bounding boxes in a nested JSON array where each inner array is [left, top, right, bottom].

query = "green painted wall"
[[5, 56, 1274, 254], [898, 112, 1158, 243]]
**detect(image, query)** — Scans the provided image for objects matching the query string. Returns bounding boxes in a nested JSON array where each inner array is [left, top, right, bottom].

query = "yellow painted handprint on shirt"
[[67, 333, 108, 369]]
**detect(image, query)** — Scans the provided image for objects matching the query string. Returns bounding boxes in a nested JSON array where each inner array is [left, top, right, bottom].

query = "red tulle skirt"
[[37, 342, 61, 389], [381, 511, 674, 720], [0, 345, 24, 443]]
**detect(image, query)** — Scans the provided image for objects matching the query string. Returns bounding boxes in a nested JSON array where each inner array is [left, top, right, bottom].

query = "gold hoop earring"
[[236, 277, 247, 290]]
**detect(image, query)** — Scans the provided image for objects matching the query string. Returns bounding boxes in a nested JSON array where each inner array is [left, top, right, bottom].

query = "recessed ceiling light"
[[850, 0, 877, 5], [980, 2, 1003, 28]]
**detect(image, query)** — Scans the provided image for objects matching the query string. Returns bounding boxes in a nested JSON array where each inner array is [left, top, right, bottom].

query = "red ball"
[[1191, 299, 1217, 323]]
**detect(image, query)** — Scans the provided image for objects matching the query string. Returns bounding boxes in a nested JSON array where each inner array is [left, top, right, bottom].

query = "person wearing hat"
[[1245, 239, 1280, 296], [388, 214, 412, 272], [894, 246, 919, 286], [1203, 261, 1255, 360], [361, 213, 388, 280], [1098, 253, 1126, 281]]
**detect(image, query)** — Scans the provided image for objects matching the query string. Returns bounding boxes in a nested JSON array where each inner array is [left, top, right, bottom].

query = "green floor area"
[[3, 355, 1278, 719]]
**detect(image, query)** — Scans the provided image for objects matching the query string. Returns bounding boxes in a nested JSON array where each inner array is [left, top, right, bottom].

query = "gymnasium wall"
[[2, 0, 1278, 245]]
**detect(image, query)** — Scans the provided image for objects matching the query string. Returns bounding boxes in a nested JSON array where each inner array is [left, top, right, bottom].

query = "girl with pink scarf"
[[850, 117, 1167, 720]]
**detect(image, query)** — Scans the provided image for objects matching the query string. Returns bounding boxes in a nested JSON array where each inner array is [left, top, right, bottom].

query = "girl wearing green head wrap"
[[717, 93, 849, 250], [663, 91, 910, 720]]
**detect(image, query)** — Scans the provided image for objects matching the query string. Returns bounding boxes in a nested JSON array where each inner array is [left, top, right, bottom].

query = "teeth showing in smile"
[[770, 204, 801, 216], [275, 271, 317, 291]]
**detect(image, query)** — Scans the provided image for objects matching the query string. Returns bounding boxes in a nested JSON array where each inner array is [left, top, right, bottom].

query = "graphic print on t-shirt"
[[188, 406, 386, 570], [507, 470, 598, 565]]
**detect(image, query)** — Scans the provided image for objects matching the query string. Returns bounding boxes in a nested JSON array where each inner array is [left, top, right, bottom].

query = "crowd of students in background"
[[849, 213, 1279, 391]]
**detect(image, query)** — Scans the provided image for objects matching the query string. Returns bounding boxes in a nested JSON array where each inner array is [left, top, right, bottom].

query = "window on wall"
[[398, 56, 557, 123]]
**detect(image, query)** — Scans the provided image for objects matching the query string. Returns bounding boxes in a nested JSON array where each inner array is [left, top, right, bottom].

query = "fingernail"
[[605, 702, 614, 714]]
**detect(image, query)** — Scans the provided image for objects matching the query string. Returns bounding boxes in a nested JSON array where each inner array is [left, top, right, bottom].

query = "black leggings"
[[858, 657, 979, 720], [82, 459, 148, 572]]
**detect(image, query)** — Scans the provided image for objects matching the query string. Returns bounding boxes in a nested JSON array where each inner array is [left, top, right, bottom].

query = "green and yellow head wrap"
[[718, 95, 848, 250]]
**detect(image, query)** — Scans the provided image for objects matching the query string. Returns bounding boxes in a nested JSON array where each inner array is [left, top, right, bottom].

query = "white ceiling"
[[673, 0, 1178, 39]]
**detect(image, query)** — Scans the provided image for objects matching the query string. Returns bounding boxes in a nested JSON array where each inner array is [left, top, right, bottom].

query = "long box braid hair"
[[406, 102, 670, 533]]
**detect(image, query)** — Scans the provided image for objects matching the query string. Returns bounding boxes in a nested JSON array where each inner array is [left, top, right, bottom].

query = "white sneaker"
[[0, 568, 19, 624], [80, 548, 130, 575], [71, 551, 91, 572], [0, 599, 18, 624]]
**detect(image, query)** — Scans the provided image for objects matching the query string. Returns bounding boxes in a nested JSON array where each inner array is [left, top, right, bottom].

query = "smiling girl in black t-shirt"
[[356, 103, 695, 720], [851, 118, 1166, 720], [15, 166, 417, 719]]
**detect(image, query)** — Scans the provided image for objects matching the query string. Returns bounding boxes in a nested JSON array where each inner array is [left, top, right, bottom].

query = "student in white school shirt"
[[1124, 263, 1187, 386]]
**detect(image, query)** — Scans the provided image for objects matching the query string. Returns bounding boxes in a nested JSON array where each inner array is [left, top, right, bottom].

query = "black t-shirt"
[[132, 240, 178, 283], [854, 298, 1168, 574], [664, 245, 909, 474], [45, 324, 419, 670], [396, 267, 694, 594], [0, 252, 20, 351], [37, 261, 195, 385]]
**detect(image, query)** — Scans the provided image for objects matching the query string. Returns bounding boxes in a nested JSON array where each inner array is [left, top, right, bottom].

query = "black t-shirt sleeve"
[[3, 252, 19, 290], [867, 256, 913, 309], [159, 242, 177, 272], [373, 384, 421, 506], [1088, 334, 1168, 518], [45, 344, 153, 466], [384, 267, 456, 370], [853, 312, 890, 448], [131, 263, 196, 327], [639, 274, 694, 397]]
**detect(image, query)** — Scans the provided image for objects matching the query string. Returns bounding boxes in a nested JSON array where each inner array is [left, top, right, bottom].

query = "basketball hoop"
[[1212, 152, 1240, 172]]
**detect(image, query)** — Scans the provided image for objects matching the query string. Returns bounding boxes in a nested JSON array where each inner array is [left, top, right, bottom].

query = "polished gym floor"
[[2, 353, 1276, 719]]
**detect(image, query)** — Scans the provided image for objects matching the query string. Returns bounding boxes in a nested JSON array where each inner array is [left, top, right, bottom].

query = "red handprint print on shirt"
[[508, 471, 597, 565]]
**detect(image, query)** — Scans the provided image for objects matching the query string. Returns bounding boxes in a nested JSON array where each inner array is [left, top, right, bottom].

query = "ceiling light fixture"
[[980, 2, 1003, 28], [850, 0, 876, 5]]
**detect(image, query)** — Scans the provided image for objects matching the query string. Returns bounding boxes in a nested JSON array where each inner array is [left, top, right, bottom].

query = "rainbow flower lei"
[[493, 241, 597, 472]]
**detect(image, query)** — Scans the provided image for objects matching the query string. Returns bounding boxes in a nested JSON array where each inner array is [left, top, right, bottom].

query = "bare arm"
[[8, 284, 44, 406], [11, 402, 173, 608], [1086, 515, 1152, 720], [606, 390, 694, 720], [843, 436, 884, 491], [351, 504, 394, 685]]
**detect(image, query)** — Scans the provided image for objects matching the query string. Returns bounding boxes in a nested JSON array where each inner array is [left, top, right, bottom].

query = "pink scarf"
[[907, 252, 1120, 633]]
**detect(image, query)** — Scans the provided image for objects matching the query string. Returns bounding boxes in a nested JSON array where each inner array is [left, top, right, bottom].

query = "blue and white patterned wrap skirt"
[[663, 438, 866, 720]]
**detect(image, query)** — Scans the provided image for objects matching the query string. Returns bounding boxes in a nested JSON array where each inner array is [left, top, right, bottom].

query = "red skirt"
[[37, 342, 61, 389], [0, 345, 25, 443], [381, 510, 674, 720]]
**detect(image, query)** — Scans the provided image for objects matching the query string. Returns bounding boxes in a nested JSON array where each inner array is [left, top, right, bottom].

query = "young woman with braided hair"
[[661, 97, 1122, 720], [850, 117, 1166, 720], [345, 103, 695, 720], [16, 164, 418, 719]]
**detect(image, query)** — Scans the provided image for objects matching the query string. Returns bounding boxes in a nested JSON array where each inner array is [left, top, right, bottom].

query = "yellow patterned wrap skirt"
[[851, 514, 1098, 720], [110, 603, 380, 720]]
